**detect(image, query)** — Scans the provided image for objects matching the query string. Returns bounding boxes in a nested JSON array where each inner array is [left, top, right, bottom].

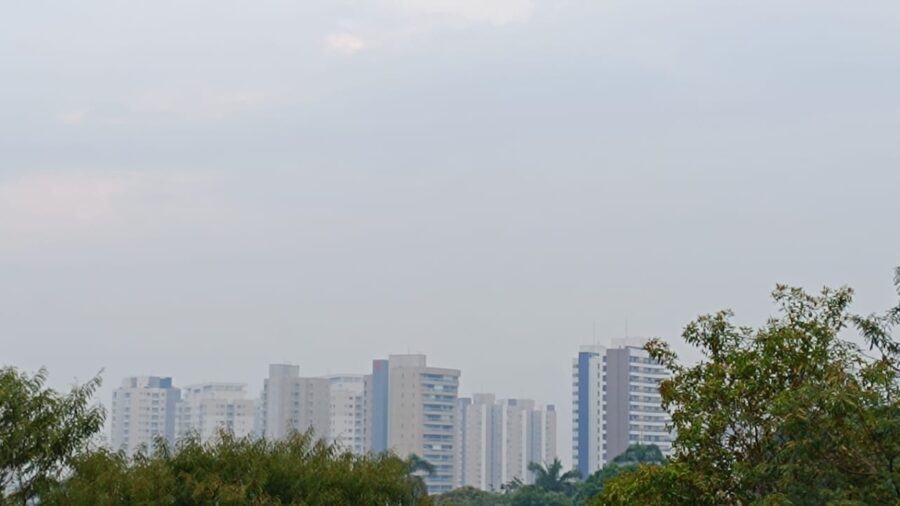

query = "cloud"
[[125, 90, 276, 122], [0, 170, 222, 249], [390, 0, 534, 26], [326, 33, 368, 55], [56, 110, 88, 126]]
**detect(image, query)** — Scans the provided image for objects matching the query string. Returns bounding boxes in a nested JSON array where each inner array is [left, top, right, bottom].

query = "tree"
[[42, 430, 434, 505], [609, 444, 664, 466], [595, 271, 900, 505], [508, 486, 572, 506], [435, 486, 508, 506], [0, 367, 104, 505], [573, 445, 664, 505], [407, 453, 437, 503], [528, 458, 580, 495]]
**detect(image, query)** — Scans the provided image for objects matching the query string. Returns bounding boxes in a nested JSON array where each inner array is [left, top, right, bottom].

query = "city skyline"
[[4, 0, 900, 474], [107, 353, 568, 494]]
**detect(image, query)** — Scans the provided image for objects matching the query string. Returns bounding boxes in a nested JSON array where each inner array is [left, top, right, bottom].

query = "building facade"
[[366, 355, 461, 494], [110, 376, 181, 455], [323, 374, 366, 454], [260, 364, 330, 441], [175, 382, 256, 442], [572, 339, 672, 477], [458, 394, 557, 491]]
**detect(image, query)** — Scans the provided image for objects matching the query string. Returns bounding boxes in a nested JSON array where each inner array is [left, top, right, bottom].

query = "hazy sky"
[[2, 0, 899, 465]]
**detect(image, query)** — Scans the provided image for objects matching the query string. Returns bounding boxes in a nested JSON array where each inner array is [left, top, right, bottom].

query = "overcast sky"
[[2, 0, 899, 465]]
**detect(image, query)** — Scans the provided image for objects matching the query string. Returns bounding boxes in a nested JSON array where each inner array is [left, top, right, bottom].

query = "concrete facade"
[[175, 382, 255, 443], [366, 355, 461, 494], [572, 339, 672, 477], [457, 394, 557, 491], [110, 376, 180, 455], [261, 364, 330, 441], [323, 374, 366, 454]]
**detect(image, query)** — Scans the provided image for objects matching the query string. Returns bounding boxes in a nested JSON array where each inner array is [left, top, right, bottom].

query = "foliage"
[[407, 453, 437, 503], [0, 367, 104, 505], [595, 462, 703, 506], [508, 486, 572, 506], [595, 271, 900, 505], [609, 444, 664, 466], [572, 445, 665, 505], [435, 486, 508, 505], [41, 431, 433, 505], [527, 458, 580, 495]]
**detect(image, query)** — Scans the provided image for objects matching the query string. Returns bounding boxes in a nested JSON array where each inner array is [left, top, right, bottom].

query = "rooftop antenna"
[[625, 318, 629, 339], [593, 320, 598, 347]]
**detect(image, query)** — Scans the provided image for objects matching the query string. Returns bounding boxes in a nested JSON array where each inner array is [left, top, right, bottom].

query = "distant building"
[[110, 376, 180, 455], [457, 394, 557, 491], [366, 354, 461, 494], [322, 374, 366, 454], [260, 364, 330, 441], [175, 382, 255, 442], [572, 338, 673, 477]]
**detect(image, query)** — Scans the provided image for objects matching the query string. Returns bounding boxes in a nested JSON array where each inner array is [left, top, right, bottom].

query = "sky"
[[2, 0, 899, 466]]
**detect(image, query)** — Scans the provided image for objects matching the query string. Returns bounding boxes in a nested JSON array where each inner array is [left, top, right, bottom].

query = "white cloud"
[[390, 0, 534, 26], [126, 90, 276, 122], [326, 32, 368, 55], [0, 170, 222, 247], [57, 110, 88, 126]]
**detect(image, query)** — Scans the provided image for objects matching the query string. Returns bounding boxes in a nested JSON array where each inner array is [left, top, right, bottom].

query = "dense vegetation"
[[597, 270, 900, 505], [1, 269, 898, 505], [42, 433, 429, 505], [0, 368, 104, 504], [433, 446, 664, 506]]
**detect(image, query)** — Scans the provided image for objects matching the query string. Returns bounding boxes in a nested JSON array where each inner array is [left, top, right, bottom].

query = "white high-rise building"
[[260, 364, 330, 441], [175, 383, 256, 442], [110, 376, 181, 455], [572, 338, 673, 477], [323, 374, 366, 454], [367, 355, 461, 494], [457, 394, 557, 491]]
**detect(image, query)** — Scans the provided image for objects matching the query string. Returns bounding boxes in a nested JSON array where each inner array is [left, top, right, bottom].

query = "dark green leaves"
[[0, 367, 104, 505]]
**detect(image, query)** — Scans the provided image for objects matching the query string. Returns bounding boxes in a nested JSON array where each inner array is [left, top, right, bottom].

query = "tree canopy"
[[42, 432, 431, 506], [596, 270, 900, 505], [0, 368, 104, 505]]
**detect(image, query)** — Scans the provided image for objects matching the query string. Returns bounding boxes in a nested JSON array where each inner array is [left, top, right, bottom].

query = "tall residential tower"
[[260, 364, 330, 441], [366, 355, 461, 494], [457, 394, 556, 491], [175, 382, 256, 442], [110, 376, 181, 455], [572, 339, 672, 477]]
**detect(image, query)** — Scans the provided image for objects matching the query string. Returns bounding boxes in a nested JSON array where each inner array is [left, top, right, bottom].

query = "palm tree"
[[527, 458, 581, 494], [406, 453, 436, 477], [406, 454, 435, 501]]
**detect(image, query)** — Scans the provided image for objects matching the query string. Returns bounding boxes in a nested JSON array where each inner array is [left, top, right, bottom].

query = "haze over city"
[[3, 0, 900, 470]]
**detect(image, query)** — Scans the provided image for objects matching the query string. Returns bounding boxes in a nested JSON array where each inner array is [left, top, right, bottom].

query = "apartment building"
[[367, 355, 461, 494], [572, 338, 672, 477], [457, 394, 557, 491], [323, 374, 366, 454], [110, 376, 181, 455], [260, 364, 330, 441], [175, 382, 255, 442]]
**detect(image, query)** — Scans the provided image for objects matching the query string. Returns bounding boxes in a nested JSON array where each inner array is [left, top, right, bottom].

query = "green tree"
[[435, 486, 508, 506], [573, 445, 664, 505], [508, 486, 572, 506], [407, 453, 437, 503], [527, 458, 580, 495], [0, 367, 104, 505], [596, 271, 900, 505], [43, 431, 433, 505], [609, 444, 664, 466]]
